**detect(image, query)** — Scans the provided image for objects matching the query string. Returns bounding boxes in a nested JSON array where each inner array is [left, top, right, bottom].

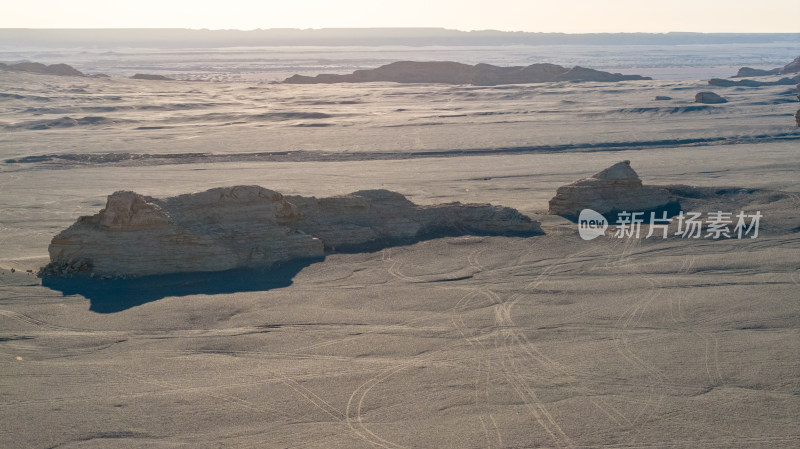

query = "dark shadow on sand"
[[556, 201, 683, 223], [40, 258, 320, 313], [39, 228, 545, 314]]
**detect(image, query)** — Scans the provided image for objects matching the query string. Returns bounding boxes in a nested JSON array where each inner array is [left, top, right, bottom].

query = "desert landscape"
[[1, 28, 799, 448]]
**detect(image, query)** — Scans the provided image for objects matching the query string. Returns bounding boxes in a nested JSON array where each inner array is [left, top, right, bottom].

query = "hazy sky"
[[3, 0, 799, 33]]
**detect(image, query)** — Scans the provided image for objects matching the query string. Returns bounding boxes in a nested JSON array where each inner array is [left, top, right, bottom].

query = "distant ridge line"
[[1, 28, 799, 48]]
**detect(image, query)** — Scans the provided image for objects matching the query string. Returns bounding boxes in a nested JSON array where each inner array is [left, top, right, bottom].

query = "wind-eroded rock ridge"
[[283, 61, 651, 85], [42, 187, 542, 278]]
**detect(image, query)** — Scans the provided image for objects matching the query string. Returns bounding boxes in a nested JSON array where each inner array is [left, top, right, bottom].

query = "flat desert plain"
[[0, 69, 798, 448]]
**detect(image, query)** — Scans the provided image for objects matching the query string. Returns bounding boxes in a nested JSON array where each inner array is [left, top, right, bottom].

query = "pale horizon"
[[3, 0, 799, 33]]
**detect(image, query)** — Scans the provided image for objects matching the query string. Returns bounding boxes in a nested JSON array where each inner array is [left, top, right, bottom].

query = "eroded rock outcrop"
[[695, 91, 727, 104], [130, 74, 175, 81], [548, 161, 678, 220], [733, 67, 781, 77], [42, 186, 542, 278], [283, 61, 651, 86], [0, 62, 85, 77], [708, 77, 798, 87], [780, 56, 800, 75]]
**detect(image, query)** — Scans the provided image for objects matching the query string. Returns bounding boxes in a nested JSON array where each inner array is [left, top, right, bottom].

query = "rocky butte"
[[283, 61, 651, 86], [548, 161, 679, 220], [42, 187, 542, 278]]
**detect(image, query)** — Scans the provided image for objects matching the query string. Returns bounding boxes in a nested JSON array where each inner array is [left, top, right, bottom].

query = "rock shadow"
[[40, 258, 320, 313], [558, 201, 683, 223]]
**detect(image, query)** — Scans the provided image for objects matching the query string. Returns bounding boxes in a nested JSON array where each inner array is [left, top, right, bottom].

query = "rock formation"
[[695, 91, 727, 104], [0, 62, 84, 77], [41, 186, 542, 278], [708, 77, 798, 87], [550, 66, 647, 82], [130, 74, 175, 81], [282, 61, 652, 86], [732, 55, 800, 77], [780, 56, 800, 75], [733, 67, 781, 77], [548, 161, 678, 220]]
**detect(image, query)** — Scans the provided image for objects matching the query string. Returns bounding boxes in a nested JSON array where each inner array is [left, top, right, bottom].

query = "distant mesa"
[[732, 67, 781, 78], [548, 160, 678, 221], [0, 61, 84, 77], [729, 55, 800, 78], [552, 65, 648, 82], [654, 96, 672, 101], [0, 61, 174, 80], [282, 61, 652, 86], [130, 74, 175, 81], [41, 186, 543, 278], [708, 77, 799, 87], [695, 91, 727, 104], [780, 56, 800, 75]]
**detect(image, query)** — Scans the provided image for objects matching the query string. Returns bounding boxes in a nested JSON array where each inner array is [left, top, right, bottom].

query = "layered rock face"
[[283, 61, 651, 86], [548, 161, 677, 220], [43, 186, 542, 278]]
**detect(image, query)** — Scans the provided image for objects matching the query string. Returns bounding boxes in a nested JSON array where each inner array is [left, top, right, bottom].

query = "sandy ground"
[[0, 70, 798, 448]]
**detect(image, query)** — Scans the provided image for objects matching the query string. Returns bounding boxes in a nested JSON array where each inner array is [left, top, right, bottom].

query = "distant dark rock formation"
[[795, 109, 800, 127], [780, 56, 800, 74], [551, 66, 648, 82], [130, 74, 174, 81], [0, 62, 84, 77], [654, 96, 672, 101], [548, 161, 677, 221], [733, 67, 781, 77], [4, 116, 116, 131], [41, 186, 543, 278], [695, 91, 727, 104], [282, 61, 652, 86], [709, 77, 798, 87]]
